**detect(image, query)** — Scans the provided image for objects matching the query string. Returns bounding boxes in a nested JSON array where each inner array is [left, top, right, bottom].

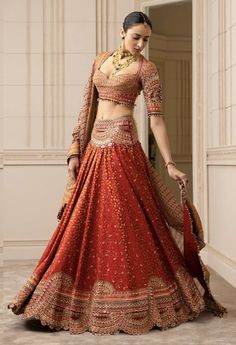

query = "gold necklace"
[[111, 47, 137, 76]]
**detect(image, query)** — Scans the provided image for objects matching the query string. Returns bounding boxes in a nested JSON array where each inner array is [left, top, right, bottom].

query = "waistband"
[[91, 115, 138, 147]]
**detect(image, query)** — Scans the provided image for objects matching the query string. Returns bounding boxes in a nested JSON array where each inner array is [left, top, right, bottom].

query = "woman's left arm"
[[150, 115, 188, 188], [140, 60, 188, 187]]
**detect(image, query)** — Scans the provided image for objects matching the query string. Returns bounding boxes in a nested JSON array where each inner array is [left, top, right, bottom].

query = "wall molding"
[[3, 149, 67, 165], [0, 246, 3, 267], [205, 244, 236, 287], [0, 152, 3, 169], [4, 240, 49, 261], [207, 146, 236, 164], [218, 0, 227, 146], [4, 240, 49, 247], [192, 0, 208, 237], [96, 0, 108, 52], [43, 0, 65, 149], [150, 33, 192, 54]]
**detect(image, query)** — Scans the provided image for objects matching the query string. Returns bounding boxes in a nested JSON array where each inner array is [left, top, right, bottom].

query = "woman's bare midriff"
[[95, 100, 134, 120]]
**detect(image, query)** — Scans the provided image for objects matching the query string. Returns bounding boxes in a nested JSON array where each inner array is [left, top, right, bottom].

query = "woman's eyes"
[[133, 36, 149, 42]]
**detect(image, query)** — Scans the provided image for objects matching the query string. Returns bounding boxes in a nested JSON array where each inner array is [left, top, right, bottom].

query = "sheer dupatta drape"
[[57, 52, 111, 219]]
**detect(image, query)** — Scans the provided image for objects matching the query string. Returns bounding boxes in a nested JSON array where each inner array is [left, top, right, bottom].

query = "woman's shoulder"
[[140, 55, 158, 73], [94, 51, 113, 65]]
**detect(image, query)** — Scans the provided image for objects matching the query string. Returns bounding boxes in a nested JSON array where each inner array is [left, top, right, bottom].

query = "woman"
[[8, 11, 227, 335]]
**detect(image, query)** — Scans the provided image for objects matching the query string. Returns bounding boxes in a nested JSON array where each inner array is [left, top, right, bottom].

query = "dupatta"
[[57, 52, 111, 219]]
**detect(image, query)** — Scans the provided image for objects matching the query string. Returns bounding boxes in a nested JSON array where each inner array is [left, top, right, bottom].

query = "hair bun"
[[122, 11, 152, 32]]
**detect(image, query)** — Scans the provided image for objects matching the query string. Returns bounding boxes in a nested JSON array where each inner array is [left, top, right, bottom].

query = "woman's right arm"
[[66, 56, 98, 180], [67, 52, 107, 180], [68, 155, 80, 181]]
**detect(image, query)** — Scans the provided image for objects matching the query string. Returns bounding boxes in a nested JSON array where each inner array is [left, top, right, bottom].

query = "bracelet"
[[70, 154, 79, 159], [67, 154, 79, 165], [165, 161, 176, 169]]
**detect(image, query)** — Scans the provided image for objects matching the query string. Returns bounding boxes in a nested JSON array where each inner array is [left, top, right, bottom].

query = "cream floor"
[[2, 260, 236, 345]]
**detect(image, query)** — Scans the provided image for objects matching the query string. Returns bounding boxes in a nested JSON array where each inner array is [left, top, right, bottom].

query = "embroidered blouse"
[[67, 51, 163, 163], [93, 51, 163, 116]]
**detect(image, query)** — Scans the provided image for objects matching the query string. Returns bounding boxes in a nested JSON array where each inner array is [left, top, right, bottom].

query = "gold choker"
[[111, 47, 137, 76]]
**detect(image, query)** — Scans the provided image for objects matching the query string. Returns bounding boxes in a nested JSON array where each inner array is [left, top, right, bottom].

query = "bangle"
[[67, 154, 79, 165], [165, 161, 176, 169], [70, 154, 79, 159]]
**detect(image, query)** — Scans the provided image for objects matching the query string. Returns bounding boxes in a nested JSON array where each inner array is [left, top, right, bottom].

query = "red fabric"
[[183, 205, 213, 302], [183, 205, 201, 277], [37, 141, 189, 290]]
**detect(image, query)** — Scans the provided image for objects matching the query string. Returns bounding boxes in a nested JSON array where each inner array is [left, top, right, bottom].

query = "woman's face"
[[121, 23, 152, 55]]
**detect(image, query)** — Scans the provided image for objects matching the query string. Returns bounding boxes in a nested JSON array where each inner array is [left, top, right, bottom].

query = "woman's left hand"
[[167, 164, 189, 189]]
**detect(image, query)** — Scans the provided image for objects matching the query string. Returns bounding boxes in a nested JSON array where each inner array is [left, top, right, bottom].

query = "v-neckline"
[[97, 50, 143, 80], [97, 68, 137, 80]]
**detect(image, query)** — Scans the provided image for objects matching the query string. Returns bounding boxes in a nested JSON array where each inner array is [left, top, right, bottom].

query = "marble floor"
[[1, 260, 236, 345]]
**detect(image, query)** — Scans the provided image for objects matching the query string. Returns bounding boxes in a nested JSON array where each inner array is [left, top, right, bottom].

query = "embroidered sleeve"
[[141, 61, 163, 117]]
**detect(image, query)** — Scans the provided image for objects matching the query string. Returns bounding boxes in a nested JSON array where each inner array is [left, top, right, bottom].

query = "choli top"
[[93, 51, 163, 116]]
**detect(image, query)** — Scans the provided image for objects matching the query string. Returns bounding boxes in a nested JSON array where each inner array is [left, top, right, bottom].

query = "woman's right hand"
[[68, 156, 80, 181]]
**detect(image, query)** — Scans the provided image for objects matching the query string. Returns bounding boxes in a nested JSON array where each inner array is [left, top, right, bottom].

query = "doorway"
[[147, 0, 193, 200]]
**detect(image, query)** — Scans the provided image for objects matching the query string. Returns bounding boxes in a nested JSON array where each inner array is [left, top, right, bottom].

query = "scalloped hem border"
[[8, 302, 207, 336]]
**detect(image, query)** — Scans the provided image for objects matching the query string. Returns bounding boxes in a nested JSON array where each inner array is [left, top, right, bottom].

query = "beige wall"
[[1, 0, 139, 261], [205, 0, 236, 286]]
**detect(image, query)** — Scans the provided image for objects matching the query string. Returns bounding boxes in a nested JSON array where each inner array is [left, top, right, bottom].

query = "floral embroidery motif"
[[141, 62, 164, 116], [91, 115, 138, 147], [8, 267, 206, 335]]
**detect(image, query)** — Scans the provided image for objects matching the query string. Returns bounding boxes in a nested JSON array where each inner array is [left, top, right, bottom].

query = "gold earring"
[[121, 37, 125, 52]]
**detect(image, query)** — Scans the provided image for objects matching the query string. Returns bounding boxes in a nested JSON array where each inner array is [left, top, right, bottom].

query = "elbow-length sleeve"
[[140, 61, 163, 117]]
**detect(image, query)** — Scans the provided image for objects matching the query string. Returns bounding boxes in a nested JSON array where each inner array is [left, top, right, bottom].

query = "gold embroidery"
[[8, 266, 206, 335], [90, 116, 138, 148], [141, 61, 163, 116]]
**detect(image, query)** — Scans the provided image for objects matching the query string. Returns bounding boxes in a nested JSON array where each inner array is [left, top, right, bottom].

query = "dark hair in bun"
[[123, 11, 152, 32]]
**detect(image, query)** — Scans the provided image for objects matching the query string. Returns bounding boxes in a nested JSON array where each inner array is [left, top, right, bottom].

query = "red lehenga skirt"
[[8, 115, 227, 335]]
